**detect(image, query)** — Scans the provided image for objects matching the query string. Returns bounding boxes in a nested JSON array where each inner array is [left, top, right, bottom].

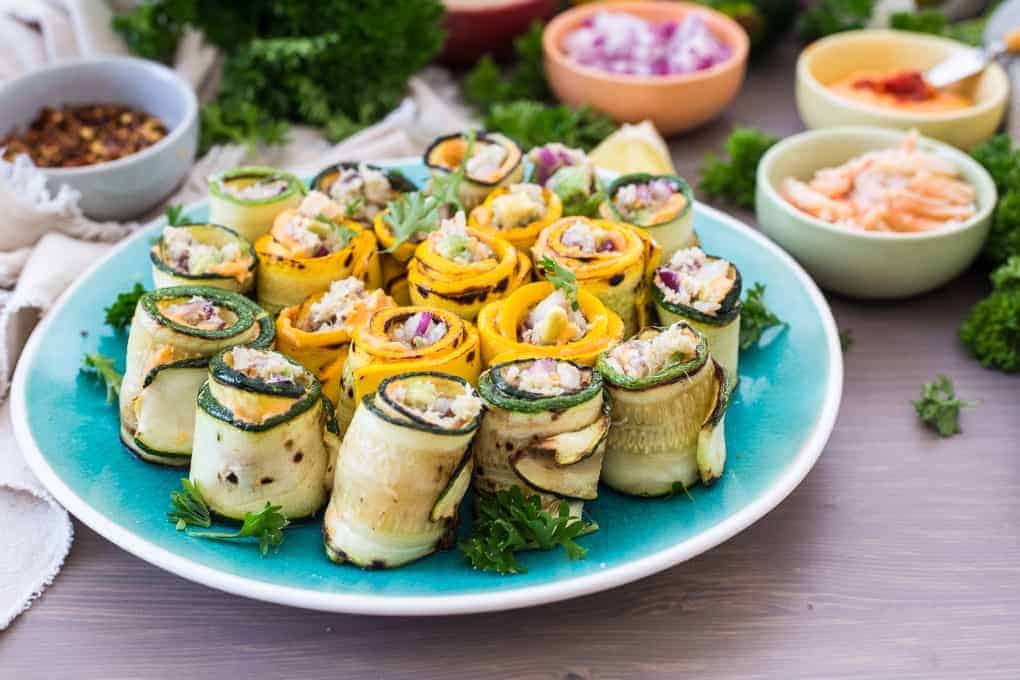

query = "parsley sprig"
[[165, 204, 188, 226], [459, 486, 596, 575], [912, 375, 977, 438], [80, 353, 123, 403], [168, 479, 212, 530], [537, 256, 579, 310], [167, 479, 290, 556], [104, 282, 146, 331], [739, 283, 785, 350]]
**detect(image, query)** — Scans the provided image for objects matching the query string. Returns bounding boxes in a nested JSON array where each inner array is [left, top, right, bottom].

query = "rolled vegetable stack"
[[596, 321, 734, 496], [424, 131, 524, 210], [601, 174, 695, 260], [255, 191, 381, 315], [323, 372, 482, 568], [310, 161, 417, 227], [372, 210, 421, 306], [338, 307, 482, 433], [408, 212, 531, 321], [119, 286, 274, 466], [653, 247, 743, 376], [476, 281, 623, 367], [150, 223, 256, 295], [531, 216, 661, 337], [467, 182, 563, 251], [474, 359, 609, 518], [208, 167, 305, 243], [191, 347, 338, 521], [275, 277, 396, 404]]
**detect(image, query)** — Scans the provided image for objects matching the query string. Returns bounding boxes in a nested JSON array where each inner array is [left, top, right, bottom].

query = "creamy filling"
[[519, 290, 589, 345], [164, 296, 228, 331], [612, 179, 686, 225], [527, 143, 587, 186], [488, 183, 547, 229], [603, 323, 699, 380], [227, 347, 310, 386], [388, 379, 482, 429], [279, 213, 352, 258], [327, 164, 397, 221], [161, 226, 244, 276], [300, 277, 386, 332], [389, 311, 448, 349], [500, 358, 590, 396], [560, 220, 619, 254], [430, 212, 493, 264], [547, 161, 599, 203], [220, 176, 290, 201], [465, 142, 508, 181], [654, 247, 735, 315]]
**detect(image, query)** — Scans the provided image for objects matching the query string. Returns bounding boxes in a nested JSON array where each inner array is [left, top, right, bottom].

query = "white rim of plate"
[[11, 159, 844, 616]]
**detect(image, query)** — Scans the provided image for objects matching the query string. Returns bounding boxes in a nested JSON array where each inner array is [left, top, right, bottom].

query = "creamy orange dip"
[[828, 70, 972, 113]]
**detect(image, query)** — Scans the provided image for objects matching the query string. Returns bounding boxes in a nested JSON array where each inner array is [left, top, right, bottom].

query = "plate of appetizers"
[[12, 133, 842, 615]]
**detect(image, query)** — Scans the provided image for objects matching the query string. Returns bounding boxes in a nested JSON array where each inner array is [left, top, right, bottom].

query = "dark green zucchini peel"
[[605, 173, 694, 227], [141, 286, 273, 343], [150, 223, 256, 281], [368, 372, 483, 436], [479, 359, 602, 414], [209, 166, 306, 206], [311, 162, 418, 196], [653, 259, 743, 326], [596, 323, 709, 392]]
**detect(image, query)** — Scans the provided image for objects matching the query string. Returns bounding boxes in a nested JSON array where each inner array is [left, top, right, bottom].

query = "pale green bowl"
[[755, 126, 996, 299]]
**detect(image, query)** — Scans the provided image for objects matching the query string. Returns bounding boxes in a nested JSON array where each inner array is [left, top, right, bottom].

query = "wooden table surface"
[[4, 40, 1019, 679]]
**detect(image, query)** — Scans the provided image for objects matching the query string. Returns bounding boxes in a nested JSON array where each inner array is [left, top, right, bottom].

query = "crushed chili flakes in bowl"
[[1, 103, 168, 168]]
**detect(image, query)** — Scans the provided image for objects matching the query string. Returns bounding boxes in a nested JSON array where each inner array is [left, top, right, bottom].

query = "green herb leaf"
[[459, 486, 596, 575], [104, 282, 146, 331], [165, 204, 188, 226], [344, 196, 364, 218], [383, 192, 441, 253], [463, 21, 550, 110], [168, 479, 212, 530], [484, 100, 615, 151], [80, 353, 123, 403], [959, 257, 1020, 373], [796, 0, 874, 40], [427, 129, 476, 216], [190, 502, 290, 557], [971, 135, 1020, 266], [739, 282, 785, 350], [912, 375, 977, 437], [839, 328, 854, 353], [538, 256, 579, 310], [700, 127, 777, 210]]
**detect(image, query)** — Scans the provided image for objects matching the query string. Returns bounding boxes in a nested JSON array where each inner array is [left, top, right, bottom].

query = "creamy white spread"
[[228, 347, 309, 385], [654, 247, 734, 315], [501, 358, 588, 396], [519, 290, 588, 345], [430, 212, 493, 264], [603, 323, 699, 380], [390, 311, 448, 349], [389, 379, 482, 429], [488, 183, 547, 229], [300, 277, 386, 332], [612, 179, 684, 225], [327, 163, 398, 221], [466, 142, 508, 180], [220, 176, 290, 201], [560, 219, 618, 254], [164, 296, 227, 331], [161, 226, 243, 275]]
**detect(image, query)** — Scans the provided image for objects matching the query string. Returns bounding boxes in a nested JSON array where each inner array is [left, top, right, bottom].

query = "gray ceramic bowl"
[[0, 56, 198, 221]]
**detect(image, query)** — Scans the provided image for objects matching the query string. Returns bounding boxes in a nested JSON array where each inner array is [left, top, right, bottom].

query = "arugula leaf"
[[80, 353, 123, 403], [459, 486, 596, 575], [912, 375, 976, 437], [484, 101, 615, 151], [739, 282, 785, 350], [537, 256, 579, 310], [104, 282, 146, 331], [700, 127, 777, 210], [344, 196, 364, 219], [165, 204, 188, 226], [839, 328, 854, 353], [383, 192, 441, 253], [190, 502, 290, 557], [168, 479, 212, 530]]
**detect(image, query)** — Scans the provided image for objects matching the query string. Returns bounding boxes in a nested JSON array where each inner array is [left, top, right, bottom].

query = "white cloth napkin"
[[0, 1, 471, 630]]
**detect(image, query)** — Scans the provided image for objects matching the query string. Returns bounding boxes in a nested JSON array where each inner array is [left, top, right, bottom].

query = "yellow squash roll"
[[373, 210, 419, 305], [467, 183, 563, 251]]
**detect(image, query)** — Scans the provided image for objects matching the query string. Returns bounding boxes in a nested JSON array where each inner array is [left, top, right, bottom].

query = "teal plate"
[[12, 161, 842, 615]]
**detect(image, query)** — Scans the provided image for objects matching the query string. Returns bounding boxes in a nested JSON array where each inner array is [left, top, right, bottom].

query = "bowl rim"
[[543, 0, 749, 86], [444, 0, 554, 12], [0, 55, 198, 178], [757, 125, 997, 242], [797, 28, 1010, 123]]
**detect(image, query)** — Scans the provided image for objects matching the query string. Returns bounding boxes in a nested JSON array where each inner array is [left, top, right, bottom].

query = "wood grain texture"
[[4, 40, 1020, 680]]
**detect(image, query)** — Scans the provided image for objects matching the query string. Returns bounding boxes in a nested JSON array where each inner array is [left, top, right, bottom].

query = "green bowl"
[[755, 126, 996, 299]]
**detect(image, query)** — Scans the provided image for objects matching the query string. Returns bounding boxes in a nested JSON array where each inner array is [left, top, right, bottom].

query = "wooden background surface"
[[3, 40, 1019, 679]]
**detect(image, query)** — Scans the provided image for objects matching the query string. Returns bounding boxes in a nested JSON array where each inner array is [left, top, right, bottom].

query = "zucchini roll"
[[254, 191, 382, 315], [528, 143, 605, 218], [596, 322, 734, 496], [600, 174, 695, 259], [474, 359, 608, 517], [532, 217, 661, 337], [208, 167, 306, 243], [275, 277, 396, 405], [310, 161, 417, 226], [467, 182, 563, 251], [338, 306, 482, 433], [323, 372, 483, 568], [191, 347, 337, 521], [119, 286, 274, 466], [425, 131, 524, 210], [653, 247, 743, 376], [476, 281, 624, 366], [150, 223, 256, 295], [408, 212, 531, 321]]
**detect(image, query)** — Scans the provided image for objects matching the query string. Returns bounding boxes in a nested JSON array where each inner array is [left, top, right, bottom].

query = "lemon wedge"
[[589, 121, 676, 176]]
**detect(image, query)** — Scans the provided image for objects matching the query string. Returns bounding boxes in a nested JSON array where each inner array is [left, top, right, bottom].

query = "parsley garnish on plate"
[[739, 283, 785, 350], [104, 282, 146, 331], [168, 479, 212, 530], [80, 353, 122, 403], [912, 375, 977, 438], [839, 328, 854, 353], [167, 479, 290, 556], [538, 256, 579, 310]]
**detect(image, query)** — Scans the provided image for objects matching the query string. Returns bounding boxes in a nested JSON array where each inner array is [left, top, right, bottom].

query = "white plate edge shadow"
[[11, 161, 844, 616]]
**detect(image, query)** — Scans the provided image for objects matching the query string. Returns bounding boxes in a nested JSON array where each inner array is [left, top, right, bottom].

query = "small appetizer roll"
[[528, 144, 605, 218], [208, 167, 306, 243], [150, 223, 256, 294], [425, 131, 524, 210], [372, 209, 425, 306], [532, 217, 661, 337], [119, 286, 274, 466], [255, 191, 382, 315], [191, 347, 337, 521], [408, 212, 531, 321], [310, 161, 417, 226], [476, 281, 624, 367], [474, 359, 609, 518], [653, 247, 743, 376], [324, 372, 482, 568], [600, 174, 695, 259], [275, 277, 396, 404], [467, 182, 562, 251], [338, 307, 482, 433], [596, 322, 734, 496]]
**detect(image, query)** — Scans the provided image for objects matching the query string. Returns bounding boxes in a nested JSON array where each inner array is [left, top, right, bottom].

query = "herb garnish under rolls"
[[597, 322, 734, 496], [119, 286, 274, 466], [310, 162, 417, 226], [275, 277, 396, 404], [532, 216, 661, 337], [150, 223, 256, 294], [408, 212, 531, 321], [474, 359, 609, 517], [337, 306, 482, 433], [191, 347, 338, 521], [653, 247, 743, 376], [208, 167, 306, 243], [601, 174, 695, 259], [254, 191, 382, 314], [323, 372, 483, 568], [468, 182, 563, 251]]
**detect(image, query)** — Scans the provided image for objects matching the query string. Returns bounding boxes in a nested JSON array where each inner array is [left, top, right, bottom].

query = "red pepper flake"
[[852, 70, 935, 102]]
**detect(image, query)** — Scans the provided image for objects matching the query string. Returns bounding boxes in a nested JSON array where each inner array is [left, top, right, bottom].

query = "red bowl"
[[441, 0, 559, 65]]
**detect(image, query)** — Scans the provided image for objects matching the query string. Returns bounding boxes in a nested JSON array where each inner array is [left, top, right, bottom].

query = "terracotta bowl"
[[441, 0, 559, 65], [543, 1, 749, 136]]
